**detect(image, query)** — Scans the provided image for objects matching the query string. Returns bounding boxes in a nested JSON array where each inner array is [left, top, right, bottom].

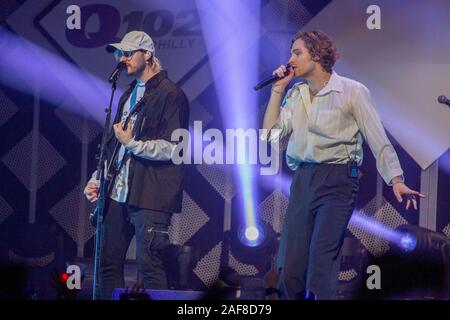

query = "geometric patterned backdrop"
[[1, 0, 449, 299]]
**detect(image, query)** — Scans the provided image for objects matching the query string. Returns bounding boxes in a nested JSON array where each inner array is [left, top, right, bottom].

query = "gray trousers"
[[277, 163, 359, 300]]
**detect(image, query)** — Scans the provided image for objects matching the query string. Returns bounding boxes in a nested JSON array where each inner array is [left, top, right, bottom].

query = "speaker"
[[112, 288, 207, 300]]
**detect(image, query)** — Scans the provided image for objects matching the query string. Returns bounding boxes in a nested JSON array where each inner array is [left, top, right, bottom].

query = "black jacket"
[[106, 70, 189, 213]]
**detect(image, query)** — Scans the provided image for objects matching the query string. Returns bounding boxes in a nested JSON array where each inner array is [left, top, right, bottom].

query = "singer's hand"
[[113, 121, 133, 145], [392, 182, 425, 210], [272, 64, 294, 90]]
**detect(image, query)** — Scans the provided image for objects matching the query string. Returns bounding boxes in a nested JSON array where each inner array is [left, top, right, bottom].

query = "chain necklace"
[[309, 79, 329, 96]]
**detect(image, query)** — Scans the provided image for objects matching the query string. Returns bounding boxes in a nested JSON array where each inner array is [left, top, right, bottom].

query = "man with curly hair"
[[262, 30, 424, 300]]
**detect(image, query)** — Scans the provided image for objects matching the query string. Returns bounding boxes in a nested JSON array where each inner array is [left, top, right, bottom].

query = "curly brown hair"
[[291, 30, 338, 73]]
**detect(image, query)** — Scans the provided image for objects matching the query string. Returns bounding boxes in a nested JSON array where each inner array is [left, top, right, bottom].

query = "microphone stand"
[[92, 72, 121, 300]]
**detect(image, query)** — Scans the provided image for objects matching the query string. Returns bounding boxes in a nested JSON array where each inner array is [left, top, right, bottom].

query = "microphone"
[[108, 62, 126, 83], [437, 95, 450, 107], [254, 63, 292, 91]]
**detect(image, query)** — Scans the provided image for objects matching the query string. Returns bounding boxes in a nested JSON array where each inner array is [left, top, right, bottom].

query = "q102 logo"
[[65, 4, 201, 48]]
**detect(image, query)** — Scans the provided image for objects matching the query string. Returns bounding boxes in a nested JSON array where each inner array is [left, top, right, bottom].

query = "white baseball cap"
[[106, 31, 155, 54]]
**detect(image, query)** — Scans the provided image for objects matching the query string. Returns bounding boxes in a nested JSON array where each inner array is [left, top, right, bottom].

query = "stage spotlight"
[[393, 224, 450, 259], [245, 226, 260, 241], [356, 224, 450, 299], [399, 233, 417, 253], [238, 223, 265, 248], [196, 0, 262, 241]]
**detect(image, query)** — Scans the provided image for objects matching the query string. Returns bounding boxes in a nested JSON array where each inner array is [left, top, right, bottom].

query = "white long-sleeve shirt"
[[263, 72, 404, 185]]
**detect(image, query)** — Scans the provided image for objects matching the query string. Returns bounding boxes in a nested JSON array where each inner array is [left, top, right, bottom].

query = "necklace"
[[309, 79, 329, 96]]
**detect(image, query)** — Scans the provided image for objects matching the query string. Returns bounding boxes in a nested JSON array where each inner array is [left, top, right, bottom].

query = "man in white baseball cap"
[[106, 30, 155, 53], [85, 30, 189, 299], [106, 30, 160, 77]]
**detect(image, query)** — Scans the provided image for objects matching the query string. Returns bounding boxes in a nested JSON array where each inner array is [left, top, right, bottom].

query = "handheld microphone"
[[437, 95, 450, 108], [254, 63, 292, 91], [108, 62, 126, 83]]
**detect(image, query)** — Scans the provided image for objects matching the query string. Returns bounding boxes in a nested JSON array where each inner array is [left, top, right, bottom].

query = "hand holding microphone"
[[272, 63, 294, 90], [254, 63, 294, 91]]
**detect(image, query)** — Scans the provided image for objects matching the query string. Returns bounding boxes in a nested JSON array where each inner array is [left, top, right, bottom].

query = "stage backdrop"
[[0, 0, 449, 297]]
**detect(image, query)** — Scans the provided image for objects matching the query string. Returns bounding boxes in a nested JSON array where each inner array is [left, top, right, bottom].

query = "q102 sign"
[[65, 3, 202, 49], [30, 0, 211, 87]]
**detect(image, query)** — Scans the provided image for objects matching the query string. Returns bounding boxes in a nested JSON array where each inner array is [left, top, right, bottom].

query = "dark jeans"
[[276, 163, 359, 300], [99, 199, 171, 300]]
